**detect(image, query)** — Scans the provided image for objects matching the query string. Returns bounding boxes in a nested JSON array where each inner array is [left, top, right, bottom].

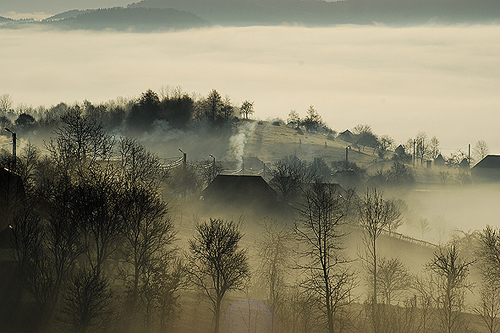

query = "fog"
[[1, 24, 499, 154]]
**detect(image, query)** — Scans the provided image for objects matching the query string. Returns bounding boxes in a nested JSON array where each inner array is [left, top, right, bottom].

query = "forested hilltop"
[[0, 7, 210, 31], [1, 0, 500, 31], [0, 88, 497, 333]]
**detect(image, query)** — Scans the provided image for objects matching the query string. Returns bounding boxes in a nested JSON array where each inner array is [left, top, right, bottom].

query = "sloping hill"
[[0, 16, 13, 24], [237, 120, 385, 169], [45, 9, 94, 21], [43, 7, 210, 31]]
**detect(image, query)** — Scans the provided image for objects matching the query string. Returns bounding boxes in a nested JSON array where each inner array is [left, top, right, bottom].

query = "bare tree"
[[412, 273, 437, 333], [429, 136, 441, 160], [295, 182, 355, 333], [119, 137, 168, 190], [151, 258, 185, 333], [0, 93, 13, 114], [376, 257, 411, 306], [475, 226, 500, 333], [187, 218, 250, 333], [358, 188, 401, 333], [240, 100, 254, 119], [414, 132, 428, 165], [15, 142, 40, 193], [473, 140, 490, 164], [418, 218, 431, 239], [47, 107, 114, 175], [118, 184, 176, 329], [256, 220, 294, 332], [61, 268, 113, 333], [427, 244, 474, 333], [475, 275, 500, 333], [11, 176, 84, 330], [73, 173, 123, 273], [377, 135, 394, 158], [269, 155, 311, 203]]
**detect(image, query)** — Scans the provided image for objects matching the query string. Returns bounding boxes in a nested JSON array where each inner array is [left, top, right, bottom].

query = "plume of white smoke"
[[139, 119, 185, 143], [228, 121, 257, 170]]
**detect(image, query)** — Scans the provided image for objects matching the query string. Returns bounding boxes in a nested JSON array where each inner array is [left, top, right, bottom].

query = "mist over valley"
[[1, 1, 500, 332]]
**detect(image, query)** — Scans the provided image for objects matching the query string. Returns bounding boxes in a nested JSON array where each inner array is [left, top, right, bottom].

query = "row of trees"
[[268, 155, 415, 204], [287, 106, 335, 135], [0, 89, 255, 139]]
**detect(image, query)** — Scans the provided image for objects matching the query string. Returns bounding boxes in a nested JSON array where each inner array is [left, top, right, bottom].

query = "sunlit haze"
[[1, 25, 499, 154]]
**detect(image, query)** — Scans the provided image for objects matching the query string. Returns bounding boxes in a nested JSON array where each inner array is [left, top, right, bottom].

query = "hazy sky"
[[1, 24, 499, 154]]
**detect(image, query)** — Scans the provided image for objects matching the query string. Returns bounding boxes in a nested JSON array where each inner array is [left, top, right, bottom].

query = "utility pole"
[[179, 148, 187, 169], [345, 146, 349, 164], [413, 140, 416, 167], [5, 128, 16, 169], [468, 144, 471, 167]]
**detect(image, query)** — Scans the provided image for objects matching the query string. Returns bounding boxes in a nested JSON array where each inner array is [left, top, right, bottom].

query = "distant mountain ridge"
[[45, 9, 95, 21], [129, 0, 500, 25], [45, 7, 210, 31], [0, 16, 13, 23], [2, 7, 210, 31], [1, 0, 499, 31]]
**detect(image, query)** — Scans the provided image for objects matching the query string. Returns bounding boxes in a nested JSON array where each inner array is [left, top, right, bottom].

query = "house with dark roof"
[[471, 155, 500, 182], [337, 129, 355, 143], [434, 154, 446, 167], [200, 175, 292, 220]]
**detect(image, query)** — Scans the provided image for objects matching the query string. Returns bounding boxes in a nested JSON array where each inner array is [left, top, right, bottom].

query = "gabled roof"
[[472, 155, 500, 169], [201, 175, 277, 207], [337, 129, 355, 143], [200, 175, 292, 219]]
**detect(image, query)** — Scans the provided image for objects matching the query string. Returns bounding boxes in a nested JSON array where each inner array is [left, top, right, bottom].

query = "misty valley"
[[0, 88, 499, 333], [1, 0, 499, 330]]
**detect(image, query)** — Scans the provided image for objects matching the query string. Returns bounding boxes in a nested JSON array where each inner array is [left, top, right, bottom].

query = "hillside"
[[0, 7, 210, 31], [0, 16, 13, 24], [236, 120, 384, 169], [42, 7, 210, 31], [45, 9, 94, 21]]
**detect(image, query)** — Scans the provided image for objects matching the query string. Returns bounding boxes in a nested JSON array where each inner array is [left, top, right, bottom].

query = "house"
[[200, 175, 292, 220], [471, 155, 500, 182], [459, 158, 470, 170], [337, 129, 355, 143], [434, 154, 446, 167]]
